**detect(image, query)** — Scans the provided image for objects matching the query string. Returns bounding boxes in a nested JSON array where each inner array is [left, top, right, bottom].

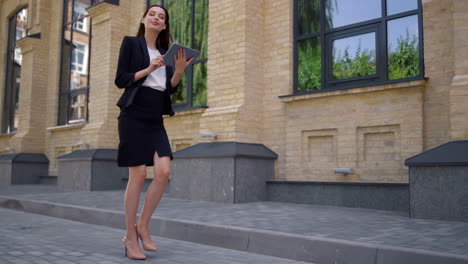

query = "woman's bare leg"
[[137, 152, 171, 248], [123, 165, 147, 257]]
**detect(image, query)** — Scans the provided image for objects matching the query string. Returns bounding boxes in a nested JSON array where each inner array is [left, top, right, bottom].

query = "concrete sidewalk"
[[1, 184, 468, 264], [0, 208, 309, 264]]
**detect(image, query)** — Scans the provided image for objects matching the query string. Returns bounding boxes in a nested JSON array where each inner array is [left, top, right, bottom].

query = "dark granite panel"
[[235, 158, 273, 203], [0, 163, 12, 184], [58, 160, 92, 191], [169, 158, 235, 202], [209, 158, 235, 202], [170, 142, 277, 203], [91, 160, 127, 191], [409, 166, 468, 222], [267, 182, 409, 212], [57, 149, 127, 191], [0, 153, 49, 184], [12, 163, 47, 184]]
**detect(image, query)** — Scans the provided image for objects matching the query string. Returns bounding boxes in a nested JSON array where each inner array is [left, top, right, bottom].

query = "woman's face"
[[142, 6, 167, 33]]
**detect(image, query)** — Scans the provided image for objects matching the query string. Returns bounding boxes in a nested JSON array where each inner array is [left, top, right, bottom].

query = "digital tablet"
[[164, 43, 200, 69]]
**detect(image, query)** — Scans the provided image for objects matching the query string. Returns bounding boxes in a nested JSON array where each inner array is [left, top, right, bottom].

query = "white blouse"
[[142, 48, 167, 92]]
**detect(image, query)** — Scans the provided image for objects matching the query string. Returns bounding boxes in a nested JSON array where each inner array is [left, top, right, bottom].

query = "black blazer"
[[115, 36, 178, 116]]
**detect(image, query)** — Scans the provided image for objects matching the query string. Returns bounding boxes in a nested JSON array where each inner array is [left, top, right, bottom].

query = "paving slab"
[[1, 184, 468, 264], [0, 208, 310, 264]]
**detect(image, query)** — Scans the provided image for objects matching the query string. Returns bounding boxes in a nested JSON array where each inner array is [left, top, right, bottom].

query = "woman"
[[115, 5, 193, 260]]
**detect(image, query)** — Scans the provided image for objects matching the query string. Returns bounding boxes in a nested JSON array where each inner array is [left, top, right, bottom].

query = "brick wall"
[[0, 0, 466, 182]]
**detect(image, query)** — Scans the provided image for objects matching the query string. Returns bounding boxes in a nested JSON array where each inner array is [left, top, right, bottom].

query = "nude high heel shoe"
[[122, 236, 146, 260], [135, 224, 158, 251]]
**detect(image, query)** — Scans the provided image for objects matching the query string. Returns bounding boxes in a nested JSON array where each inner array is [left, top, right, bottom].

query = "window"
[[294, 0, 423, 93], [2, 7, 28, 133], [148, 0, 208, 110], [58, 0, 95, 125], [71, 42, 88, 73], [72, 1, 88, 32]]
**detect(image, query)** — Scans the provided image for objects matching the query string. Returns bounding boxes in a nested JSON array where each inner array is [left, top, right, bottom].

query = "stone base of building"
[[406, 140, 468, 222], [170, 142, 278, 203], [267, 181, 409, 212], [0, 153, 49, 184], [57, 149, 127, 191]]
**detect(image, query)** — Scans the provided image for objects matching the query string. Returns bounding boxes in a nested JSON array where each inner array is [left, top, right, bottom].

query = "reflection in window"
[[298, 37, 321, 91], [2, 7, 27, 133], [149, 0, 208, 109], [59, 0, 94, 125], [387, 0, 418, 16], [71, 42, 87, 73], [388, 15, 419, 80], [73, 1, 89, 31], [326, 0, 381, 29], [297, 0, 320, 35], [69, 93, 87, 123], [332, 33, 376, 80], [294, 0, 423, 93]]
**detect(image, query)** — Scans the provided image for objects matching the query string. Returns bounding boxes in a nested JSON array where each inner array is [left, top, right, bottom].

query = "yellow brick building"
[[0, 0, 467, 187]]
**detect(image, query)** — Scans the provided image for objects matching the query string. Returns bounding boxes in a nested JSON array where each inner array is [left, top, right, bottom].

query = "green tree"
[[163, 0, 208, 106], [192, 0, 208, 106], [165, 0, 191, 104], [332, 42, 376, 80], [298, 38, 321, 91], [388, 31, 419, 80]]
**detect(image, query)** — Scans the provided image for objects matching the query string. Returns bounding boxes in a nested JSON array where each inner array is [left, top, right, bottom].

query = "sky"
[[330, 0, 419, 61]]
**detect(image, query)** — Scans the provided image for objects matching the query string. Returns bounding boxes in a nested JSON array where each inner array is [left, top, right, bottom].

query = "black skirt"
[[117, 86, 173, 167]]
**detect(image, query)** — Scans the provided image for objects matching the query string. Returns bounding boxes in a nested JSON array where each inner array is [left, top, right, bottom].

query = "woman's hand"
[[174, 48, 195, 74], [147, 55, 165, 72]]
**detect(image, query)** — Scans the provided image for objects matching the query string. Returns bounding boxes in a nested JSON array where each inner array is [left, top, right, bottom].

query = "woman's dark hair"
[[136, 5, 172, 50]]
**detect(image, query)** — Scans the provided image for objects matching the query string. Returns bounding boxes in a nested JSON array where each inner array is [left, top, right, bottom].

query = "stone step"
[[1, 194, 467, 264]]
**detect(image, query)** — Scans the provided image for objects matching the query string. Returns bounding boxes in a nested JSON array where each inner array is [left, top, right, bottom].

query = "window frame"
[[58, 0, 94, 125], [293, 0, 425, 94], [147, 0, 208, 111], [70, 41, 88, 74], [2, 6, 28, 134]]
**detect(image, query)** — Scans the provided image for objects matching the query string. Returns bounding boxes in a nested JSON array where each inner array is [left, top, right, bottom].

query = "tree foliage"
[[298, 39, 321, 91], [332, 42, 376, 80], [388, 31, 419, 80], [162, 0, 208, 106], [298, 31, 419, 90]]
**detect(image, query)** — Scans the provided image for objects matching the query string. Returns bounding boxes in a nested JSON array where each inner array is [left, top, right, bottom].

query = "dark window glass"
[[326, 0, 381, 29], [192, 61, 207, 106], [149, 0, 208, 109], [59, 0, 93, 125], [2, 7, 27, 133], [387, 0, 418, 16], [294, 0, 423, 93], [298, 0, 321, 35], [298, 37, 321, 92], [332, 32, 376, 80], [192, 0, 208, 107], [164, 0, 192, 105], [387, 15, 419, 80]]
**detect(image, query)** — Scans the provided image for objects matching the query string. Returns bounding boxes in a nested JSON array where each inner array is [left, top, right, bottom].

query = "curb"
[[1, 195, 467, 264]]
